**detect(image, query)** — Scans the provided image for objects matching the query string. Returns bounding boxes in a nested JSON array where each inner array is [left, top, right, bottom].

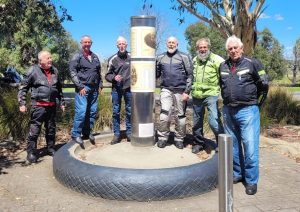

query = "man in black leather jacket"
[[18, 50, 65, 163]]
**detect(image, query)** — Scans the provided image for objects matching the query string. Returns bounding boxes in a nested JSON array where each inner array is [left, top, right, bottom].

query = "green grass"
[[287, 87, 300, 92], [272, 75, 300, 84], [63, 88, 75, 92]]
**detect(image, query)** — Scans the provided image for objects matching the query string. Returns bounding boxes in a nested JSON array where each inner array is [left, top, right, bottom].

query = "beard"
[[197, 50, 211, 62], [167, 47, 177, 54]]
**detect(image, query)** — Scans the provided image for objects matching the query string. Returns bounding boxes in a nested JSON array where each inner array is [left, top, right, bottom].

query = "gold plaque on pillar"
[[131, 26, 156, 58], [131, 61, 155, 92]]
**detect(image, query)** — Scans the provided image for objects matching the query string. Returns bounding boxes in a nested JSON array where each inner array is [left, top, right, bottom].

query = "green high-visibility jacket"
[[191, 53, 224, 99]]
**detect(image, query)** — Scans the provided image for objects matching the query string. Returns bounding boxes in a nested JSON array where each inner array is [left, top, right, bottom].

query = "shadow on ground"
[[0, 139, 69, 175]]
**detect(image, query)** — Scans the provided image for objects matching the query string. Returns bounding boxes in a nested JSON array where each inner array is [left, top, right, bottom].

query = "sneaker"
[[27, 152, 37, 163], [126, 135, 131, 142], [174, 140, 184, 149], [192, 144, 205, 154], [111, 136, 121, 145], [157, 139, 167, 148]]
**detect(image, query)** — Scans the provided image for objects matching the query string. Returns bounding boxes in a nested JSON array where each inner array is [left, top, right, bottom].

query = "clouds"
[[259, 13, 284, 21], [259, 13, 271, 19], [274, 14, 284, 21]]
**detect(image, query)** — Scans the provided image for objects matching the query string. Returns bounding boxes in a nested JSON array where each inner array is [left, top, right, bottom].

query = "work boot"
[[192, 144, 205, 154], [47, 147, 56, 156], [83, 134, 95, 145], [245, 184, 257, 195], [157, 139, 167, 148], [233, 176, 243, 184], [27, 152, 37, 164], [111, 136, 121, 145], [72, 137, 85, 149], [89, 134, 95, 144], [82, 133, 95, 145], [174, 140, 184, 149], [72, 137, 83, 145]]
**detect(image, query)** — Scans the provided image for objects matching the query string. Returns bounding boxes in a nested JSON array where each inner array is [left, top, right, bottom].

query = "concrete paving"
[[0, 141, 300, 211]]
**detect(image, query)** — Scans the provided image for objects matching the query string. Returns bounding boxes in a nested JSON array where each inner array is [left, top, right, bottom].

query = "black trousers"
[[27, 105, 57, 153]]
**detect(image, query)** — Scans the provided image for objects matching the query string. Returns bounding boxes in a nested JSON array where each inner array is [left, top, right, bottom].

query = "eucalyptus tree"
[[291, 38, 300, 84], [253, 28, 286, 81], [143, 0, 266, 55]]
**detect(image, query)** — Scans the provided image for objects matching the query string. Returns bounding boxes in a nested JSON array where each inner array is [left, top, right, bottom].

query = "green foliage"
[[0, 0, 78, 78], [185, 22, 226, 58], [0, 87, 29, 140], [94, 93, 113, 131], [261, 86, 300, 125], [0, 90, 116, 140], [254, 28, 287, 81]]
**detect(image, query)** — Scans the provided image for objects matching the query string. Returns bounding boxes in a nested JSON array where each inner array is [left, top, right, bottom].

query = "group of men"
[[18, 35, 132, 160], [18, 34, 268, 196]]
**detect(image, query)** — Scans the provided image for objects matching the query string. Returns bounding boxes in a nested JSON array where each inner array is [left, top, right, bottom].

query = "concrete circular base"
[[77, 136, 203, 169]]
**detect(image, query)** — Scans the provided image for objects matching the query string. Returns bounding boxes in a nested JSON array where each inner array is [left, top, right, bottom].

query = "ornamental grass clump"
[[261, 86, 300, 126]]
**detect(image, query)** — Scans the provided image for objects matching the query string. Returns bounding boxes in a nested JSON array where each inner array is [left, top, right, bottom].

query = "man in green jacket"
[[191, 37, 224, 154]]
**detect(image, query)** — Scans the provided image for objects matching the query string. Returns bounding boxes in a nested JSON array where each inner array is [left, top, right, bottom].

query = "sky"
[[60, 0, 300, 60]]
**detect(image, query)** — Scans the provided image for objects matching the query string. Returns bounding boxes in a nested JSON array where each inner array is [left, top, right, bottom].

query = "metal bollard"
[[218, 134, 233, 212]]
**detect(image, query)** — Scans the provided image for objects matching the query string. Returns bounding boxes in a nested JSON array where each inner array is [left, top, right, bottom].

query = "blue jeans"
[[112, 88, 132, 137], [192, 96, 224, 145], [223, 105, 260, 185], [71, 86, 99, 138]]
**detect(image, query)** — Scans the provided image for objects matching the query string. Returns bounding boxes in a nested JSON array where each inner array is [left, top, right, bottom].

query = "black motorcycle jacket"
[[156, 50, 193, 94], [219, 56, 269, 107], [18, 65, 64, 106], [105, 51, 131, 90], [69, 50, 102, 91]]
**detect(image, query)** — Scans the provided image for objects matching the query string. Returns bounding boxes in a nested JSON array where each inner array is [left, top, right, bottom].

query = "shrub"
[[0, 87, 30, 140], [93, 92, 113, 132], [261, 86, 300, 126]]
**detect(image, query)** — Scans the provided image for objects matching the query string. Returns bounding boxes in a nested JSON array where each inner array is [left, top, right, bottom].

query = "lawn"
[[287, 87, 300, 92]]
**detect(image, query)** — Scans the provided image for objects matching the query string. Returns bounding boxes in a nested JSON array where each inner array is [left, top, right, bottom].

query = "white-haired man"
[[105, 36, 132, 144], [156, 36, 193, 149], [219, 35, 269, 195], [18, 50, 65, 163]]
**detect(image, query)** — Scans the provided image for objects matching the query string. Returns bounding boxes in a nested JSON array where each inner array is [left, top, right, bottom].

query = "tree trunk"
[[234, 15, 256, 56]]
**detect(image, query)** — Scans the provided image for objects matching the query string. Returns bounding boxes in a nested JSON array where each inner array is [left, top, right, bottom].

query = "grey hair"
[[117, 36, 127, 44], [167, 36, 178, 44], [225, 35, 243, 50], [196, 37, 211, 48], [38, 50, 51, 60], [80, 35, 92, 42]]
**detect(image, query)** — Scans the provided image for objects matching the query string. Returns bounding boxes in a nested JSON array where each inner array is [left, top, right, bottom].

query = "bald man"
[[18, 50, 65, 163], [156, 36, 193, 149], [69, 35, 103, 147], [105, 36, 132, 144]]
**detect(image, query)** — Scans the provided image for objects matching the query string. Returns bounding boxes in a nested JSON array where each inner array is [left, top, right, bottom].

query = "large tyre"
[[53, 140, 218, 201]]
